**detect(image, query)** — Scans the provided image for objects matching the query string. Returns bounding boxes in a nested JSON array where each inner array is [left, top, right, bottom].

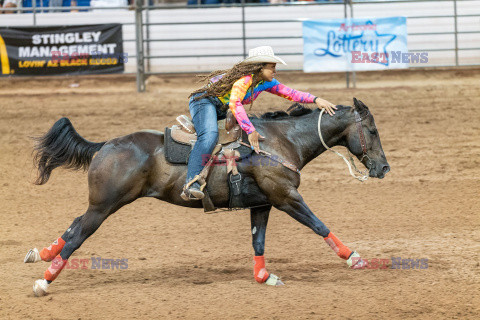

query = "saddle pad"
[[164, 127, 192, 164]]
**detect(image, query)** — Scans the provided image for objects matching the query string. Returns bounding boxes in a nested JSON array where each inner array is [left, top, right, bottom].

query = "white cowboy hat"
[[240, 46, 287, 65]]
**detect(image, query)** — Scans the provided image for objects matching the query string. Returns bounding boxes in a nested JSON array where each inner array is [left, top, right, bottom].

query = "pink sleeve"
[[229, 75, 256, 134], [265, 82, 316, 103]]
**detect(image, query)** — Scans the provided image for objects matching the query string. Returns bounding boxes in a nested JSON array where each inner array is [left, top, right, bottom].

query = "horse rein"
[[238, 140, 301, 175], [318, 108, 369, 182]]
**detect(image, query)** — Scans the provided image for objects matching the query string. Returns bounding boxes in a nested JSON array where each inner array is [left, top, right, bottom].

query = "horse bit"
[[318, 108, 372, 182]]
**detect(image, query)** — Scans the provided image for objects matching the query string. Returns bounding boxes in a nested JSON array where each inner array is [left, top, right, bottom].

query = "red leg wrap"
[[40, 237, 66, 262], [44, 256, 68, 282], [324, 232, 352, 260], [253, 255, 270, 283]]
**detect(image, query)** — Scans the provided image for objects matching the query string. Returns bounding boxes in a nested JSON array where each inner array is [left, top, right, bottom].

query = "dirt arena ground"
[[0, 67, 479, 319]]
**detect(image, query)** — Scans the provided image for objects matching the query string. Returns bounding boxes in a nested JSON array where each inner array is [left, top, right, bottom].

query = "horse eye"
[[369, 129, 377, 135]]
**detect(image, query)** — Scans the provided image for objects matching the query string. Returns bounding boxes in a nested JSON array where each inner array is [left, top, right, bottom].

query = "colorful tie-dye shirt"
[[210, 74, 316, 134]]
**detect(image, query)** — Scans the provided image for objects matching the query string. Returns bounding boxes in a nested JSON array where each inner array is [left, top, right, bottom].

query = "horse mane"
[[251, 103, 314, 121], [249, 103, 363, 122]]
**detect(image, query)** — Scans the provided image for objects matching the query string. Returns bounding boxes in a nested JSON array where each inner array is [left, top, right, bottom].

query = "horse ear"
[[353, 97, 361, 110], [353, 98, 366, 110]]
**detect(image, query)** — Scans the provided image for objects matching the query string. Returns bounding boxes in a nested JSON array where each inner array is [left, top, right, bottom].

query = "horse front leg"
[[271, 187, 367, 269], [250, 205, 284, 286]]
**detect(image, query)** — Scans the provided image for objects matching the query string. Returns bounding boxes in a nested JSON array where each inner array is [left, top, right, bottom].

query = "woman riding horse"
[[181, 46, 337, 201], [23, 48, 390, 295]]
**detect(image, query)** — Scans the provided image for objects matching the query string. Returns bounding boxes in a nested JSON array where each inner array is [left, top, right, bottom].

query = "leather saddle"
[[171, 111, 241, 146], [164, 110, 252, 166]]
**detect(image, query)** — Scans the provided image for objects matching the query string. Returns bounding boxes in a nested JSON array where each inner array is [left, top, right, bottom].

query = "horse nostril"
[[382, 165, 390, 173]]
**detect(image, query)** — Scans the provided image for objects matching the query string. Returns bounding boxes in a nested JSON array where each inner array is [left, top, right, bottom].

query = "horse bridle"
[[317, 108, 371, 182], [354, 109, 373, 169]]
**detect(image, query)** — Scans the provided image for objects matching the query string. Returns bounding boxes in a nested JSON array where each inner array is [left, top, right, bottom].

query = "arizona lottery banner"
[[0, 24, 125, 76], [303, 17, 409, 72]]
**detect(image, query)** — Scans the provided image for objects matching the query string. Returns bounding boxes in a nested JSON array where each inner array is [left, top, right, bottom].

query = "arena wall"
[[1, 1, 479, 73]]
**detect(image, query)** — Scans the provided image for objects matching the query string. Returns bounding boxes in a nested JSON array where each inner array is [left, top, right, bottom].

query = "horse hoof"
[[347, 251, 368, 269], [351, 258, 368, 269], [274, 279, 285, 286], [33, 279, 49, 297], [265, 274, 284, 286], [24, 248, 41, 263]]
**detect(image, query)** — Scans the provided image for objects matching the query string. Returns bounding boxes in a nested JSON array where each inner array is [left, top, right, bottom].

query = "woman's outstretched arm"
[[265, 80, 337, 115]]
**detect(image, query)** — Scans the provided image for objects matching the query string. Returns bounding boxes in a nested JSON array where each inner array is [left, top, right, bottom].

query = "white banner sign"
[[303, 17, 413, 72]]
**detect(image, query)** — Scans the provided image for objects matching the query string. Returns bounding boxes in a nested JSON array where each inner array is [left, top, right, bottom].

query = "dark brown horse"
[[25, 98, 389, 295]]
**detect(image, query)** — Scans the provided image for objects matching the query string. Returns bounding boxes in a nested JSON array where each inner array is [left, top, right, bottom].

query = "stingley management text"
[[19, 32, 118, 58]]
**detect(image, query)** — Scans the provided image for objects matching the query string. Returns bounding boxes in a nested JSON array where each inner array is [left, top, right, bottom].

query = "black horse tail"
[[33, 117, 106, 185]]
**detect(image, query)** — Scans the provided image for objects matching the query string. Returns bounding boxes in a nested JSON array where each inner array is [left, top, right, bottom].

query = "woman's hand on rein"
[[316, 98, 337, 116], [248, 130, 265, 154]]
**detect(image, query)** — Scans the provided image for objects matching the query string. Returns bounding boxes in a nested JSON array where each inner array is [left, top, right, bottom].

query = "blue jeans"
[[186, 94, 225, 183]]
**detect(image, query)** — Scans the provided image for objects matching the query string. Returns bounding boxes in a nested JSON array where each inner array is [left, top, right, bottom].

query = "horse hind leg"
[[24, 216, 83, 265], [30, 206, 111, 296], [30, 177, 145, 295], [28, 142, 148, 296]]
